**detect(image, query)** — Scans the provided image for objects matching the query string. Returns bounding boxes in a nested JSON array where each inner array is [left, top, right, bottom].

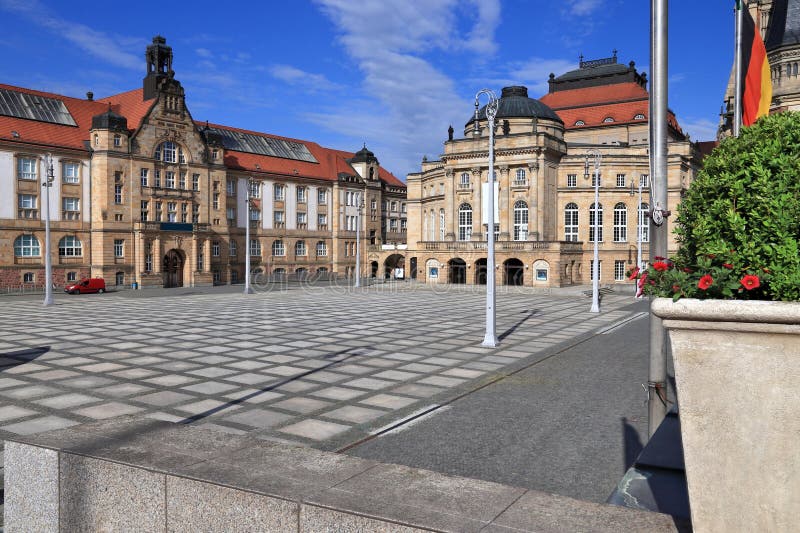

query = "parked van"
[[65, 278, 106, 294]]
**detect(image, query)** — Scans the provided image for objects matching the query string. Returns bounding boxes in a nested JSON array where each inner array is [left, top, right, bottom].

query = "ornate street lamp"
[[474, 89, 499, 347], [584, 149, 601, 313], [43, 154, 55, 306], [355, 192, 364, 288], [630, 178, 644, 299], [244, 177, 256, 294]]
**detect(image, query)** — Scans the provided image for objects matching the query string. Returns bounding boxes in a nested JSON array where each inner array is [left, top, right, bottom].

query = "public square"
[[0, 283, 656, 521]]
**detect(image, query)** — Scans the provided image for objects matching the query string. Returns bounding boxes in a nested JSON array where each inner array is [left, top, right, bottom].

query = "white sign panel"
[[481, 182, 500, 225]]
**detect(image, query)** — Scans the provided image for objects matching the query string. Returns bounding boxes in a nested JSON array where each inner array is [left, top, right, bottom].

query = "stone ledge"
[[4, 416, 683, 532]]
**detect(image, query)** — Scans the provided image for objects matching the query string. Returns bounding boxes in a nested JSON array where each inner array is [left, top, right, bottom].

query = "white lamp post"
[[355, 192, 363, 288], [43, 154, 55, 306], [584, 149, 601, 313], [630, 177, 644, 299], [244, 177, 255, 294], [475, 89, 499, 348]]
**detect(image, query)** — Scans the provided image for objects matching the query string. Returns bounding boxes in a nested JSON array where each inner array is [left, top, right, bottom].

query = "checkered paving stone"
[[0, 286, 639, 461]]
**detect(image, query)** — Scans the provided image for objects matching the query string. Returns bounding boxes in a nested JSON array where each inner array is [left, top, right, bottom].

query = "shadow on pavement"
[[498, 309, 538, 341], [0, 346, 49, 372]]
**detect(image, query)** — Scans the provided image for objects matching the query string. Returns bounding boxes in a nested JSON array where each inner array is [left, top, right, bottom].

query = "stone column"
[[471, 167, 482, 240], [498, 165, 509, 240], [153, 237, 162, 273], [529, 152, 541, 240], [203, 239, 211, 273], [445, 169, 456, 241], [536, 150, 545, 240], [135, 231, 145, 280]]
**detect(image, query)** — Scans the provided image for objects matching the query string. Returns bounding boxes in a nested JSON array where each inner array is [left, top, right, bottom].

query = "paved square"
[[0, 285, 639, 461]]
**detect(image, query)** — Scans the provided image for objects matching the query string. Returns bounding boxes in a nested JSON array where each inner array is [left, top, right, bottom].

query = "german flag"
[[740, 3, 772, 126]]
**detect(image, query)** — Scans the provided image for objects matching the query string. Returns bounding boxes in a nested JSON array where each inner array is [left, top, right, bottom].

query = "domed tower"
[[766, 0, 800, 111], [349, 144, 380, 181], [90, 107, 129, 152], [464, 85, 565, 139]]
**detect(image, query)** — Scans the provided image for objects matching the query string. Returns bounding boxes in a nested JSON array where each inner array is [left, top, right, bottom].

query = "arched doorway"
[[370, 261, 379, 278], [504, 258, 524, 286], [384, 253, 405, 279], [474, 258, 487, 285], [448, 258, 467, 284], [163, 249, 184, 288], [409, 257, 417, 279]]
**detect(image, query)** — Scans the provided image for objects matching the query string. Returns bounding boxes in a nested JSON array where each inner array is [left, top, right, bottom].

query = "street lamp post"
[[43, 155, 55, 306], [355, 192, 363, 288], [584, 149, 601, 313], [475, 89, 499, 348], [630, 178, 644, 299], [244, 177, 255, 294]]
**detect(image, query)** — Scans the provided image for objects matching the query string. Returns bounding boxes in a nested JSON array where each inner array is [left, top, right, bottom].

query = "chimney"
[[86, 91, 94, 101]]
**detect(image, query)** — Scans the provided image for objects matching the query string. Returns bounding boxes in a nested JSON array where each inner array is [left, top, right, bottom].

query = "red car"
[[65, 278, 106, 294]]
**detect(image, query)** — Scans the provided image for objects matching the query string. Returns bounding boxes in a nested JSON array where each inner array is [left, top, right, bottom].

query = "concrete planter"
[[651, 298, 800, 532]]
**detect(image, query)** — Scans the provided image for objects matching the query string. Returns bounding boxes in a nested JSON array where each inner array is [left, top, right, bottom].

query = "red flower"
[[654, 256, 666, 261], [722, 263, 733, 269], [672, 285, 681, 292], [627, 266, 640, 280], [698, 274, 714, 290], [740, 275, 761, 290], [652, 261, 669, 272]]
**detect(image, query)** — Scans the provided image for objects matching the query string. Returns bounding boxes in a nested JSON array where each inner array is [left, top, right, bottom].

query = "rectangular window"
[[250, 239, 261, 257], [616, 174, 626, 187], [155, 201, 162, 222], [401, 219, 408, 231], [250, 209, 261, 221], [192, 204, 199, 223], [590, 260, 601, 281], [18, 194, 37, 209], [226, 179, 236, 196], [274, 184, 285, 201], [113, 134, 121, 147], [165, 171, 175, 189], [297, 212, 307, 228], [212, 241, 220, 256], [274, 211, 285, 228], [249, 181, 261, 198], [192, 174, 200, 191], [640, 174, 649, 188], [213, 193, 219, 210], [297, 187, 307, 203], [114, 239, 124, 258], [62, 197, 80, 215], [114, 184, 123, 204], [566, 174, 577, 187], [317, 189, 327, 204], [181, 203, 188, 223], [179, 172, 186, 190], [154, 170, 161, 187], [390, 201, 398, 212], [591, 173, 601, 187], [140, 168, 149, 187], [17, 157, 37, 180], [371, 199, 377, 210], [229, 240, 237, 256], [401, 203, 407, 213], [316, 241, 328, 256], [226, 207, 236, 221], [389, 219, 398, 230], [140, 200, 149, 221], [614, 260, 626, 281], [318, 214, 327, 229], [613, 205, 627, 242], [63, 162, 79, 183], [167, 202, 177, 222]]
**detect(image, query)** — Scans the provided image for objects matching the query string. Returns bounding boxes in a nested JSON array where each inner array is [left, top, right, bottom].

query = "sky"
[[0, 0, 735, 179]]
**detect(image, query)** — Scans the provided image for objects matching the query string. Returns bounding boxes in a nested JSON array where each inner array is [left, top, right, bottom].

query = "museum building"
[[0, 36, 406, 290]]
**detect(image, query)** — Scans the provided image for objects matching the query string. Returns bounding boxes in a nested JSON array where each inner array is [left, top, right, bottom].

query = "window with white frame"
[[371, 199, 377, 210], [155, 201, 162, 221], [401, 219, 407, 231], [226, 207, 236, 221], [63, 162, 79, 183], [179, 172, 186, 190], [165, 171, 175, 189], [212, 241, 220, 256], [429, 211, 435, 240], [391, 201, 398, 212], [114, 239, 124, 257], [515, 168, 526, 183], [272, 240, 285, 256], [14, 234, 40, 256], [58, 235, 82, 256], [458, 203, 472, 241], [346, 215, 357, 232], [439, 209, 445, 240], [639, 203, 650, 242], [591, 173, 601, 187], [181, 203, 188, 223], [63, 197, 80, 219], [318, 214, 327, 229], [318, 188, 327, 204], [250, 208, 261, 221], [640, 174, 650, 188], [274, 211, 285, 227], [616, 174, 626, 187], [229, 239, 237, 256], [192, 173, 200, 191], [274, 184, 285, 201], [140, 200, 149, 221], [17, 157, 37, 180], [460, 172, 470, 187], [390, 218, 398, 231], [167, 202, 177, 222], [297, 212, 307, 228], [614, 260, 626, 281], [23, 272, 34, 283], [250, 238, 261, 257], [590, 259, 601, 281], [140, 168, 149, 187], [297, 187, 307, 203], [17, 194, 37, 218], [114, 184, 123, 204], [154, 170, 161, 187], [192, 204, 199, 223], [154, 141, 178, 163], [513, 200, 529, 240], [113, 134, 121, 147], [67, 271, 77, 282], [212, 193, 219, 210], [226, 179, 236, 195], [564, 202, 579, 242], [249, 181, 261, 198], [567, 174, 577, 187], [295, 240, 307, 256], [316, 241, 328, 256], [613, 202, 627, 242], [590, 202, 603, 242]]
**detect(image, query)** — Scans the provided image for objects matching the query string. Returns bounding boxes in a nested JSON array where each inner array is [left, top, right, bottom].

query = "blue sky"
[[0, 0, 733, 178]]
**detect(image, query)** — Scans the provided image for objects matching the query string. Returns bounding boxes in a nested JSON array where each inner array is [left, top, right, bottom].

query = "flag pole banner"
[[740, 3, 772, 126]]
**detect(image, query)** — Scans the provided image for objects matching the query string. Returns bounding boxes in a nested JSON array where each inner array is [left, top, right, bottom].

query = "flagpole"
[[734, 0, 743, 136]]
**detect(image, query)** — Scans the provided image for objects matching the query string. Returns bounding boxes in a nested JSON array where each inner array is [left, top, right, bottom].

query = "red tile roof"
[[0, 83, 404, 188], [540, 83, 649, 109]]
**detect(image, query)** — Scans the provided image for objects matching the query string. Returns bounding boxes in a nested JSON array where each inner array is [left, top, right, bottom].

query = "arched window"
[[613, 202, 627, 242], [295, 240, 307, 256], [439, 209, 446, 241], [14, 234, 40, 257], [460, 172, 470, 187], [515, 169, 526, 182], [564, 203, 578, 242], [590, 202, 603, 242], [513, 200, 529, 241], [603, 117, 615, 123], [429, 211, 436, 241], [634, 113, 646, 120], [154, 141, 184, 163], [574, 120, 585, 126], [250, 238, 261, 257], [458, 203, 472, 241], [639, 203, 650, 243], [58, 236, 82, 256], [272, 240, 285, 257]]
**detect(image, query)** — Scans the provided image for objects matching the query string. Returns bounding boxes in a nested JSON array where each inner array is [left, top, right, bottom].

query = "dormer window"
[[113, 134, 121, 147], [94, 134, 99, 146], [212, 149, 219, 160], [634, 113, 646, 120], [603, 117, 615, 123], [574, 120, 585, 126]]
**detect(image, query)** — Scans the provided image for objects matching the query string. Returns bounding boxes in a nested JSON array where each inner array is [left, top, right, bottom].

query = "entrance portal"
[[504, 258, 524, 286], [474, 258, 487, 285], [448, 258, 467, 284], [163, 249, 184, 288]]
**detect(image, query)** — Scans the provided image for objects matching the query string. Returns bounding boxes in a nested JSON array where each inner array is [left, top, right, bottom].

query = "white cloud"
[[269, 65, 343, 92], [0, 0, 141, 70], [463, 0, 501, 55], [680, 117, 719, 141], [565, 0, 603, 16], [505, 57, 577, 96], [195, 48, 213, 58]]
